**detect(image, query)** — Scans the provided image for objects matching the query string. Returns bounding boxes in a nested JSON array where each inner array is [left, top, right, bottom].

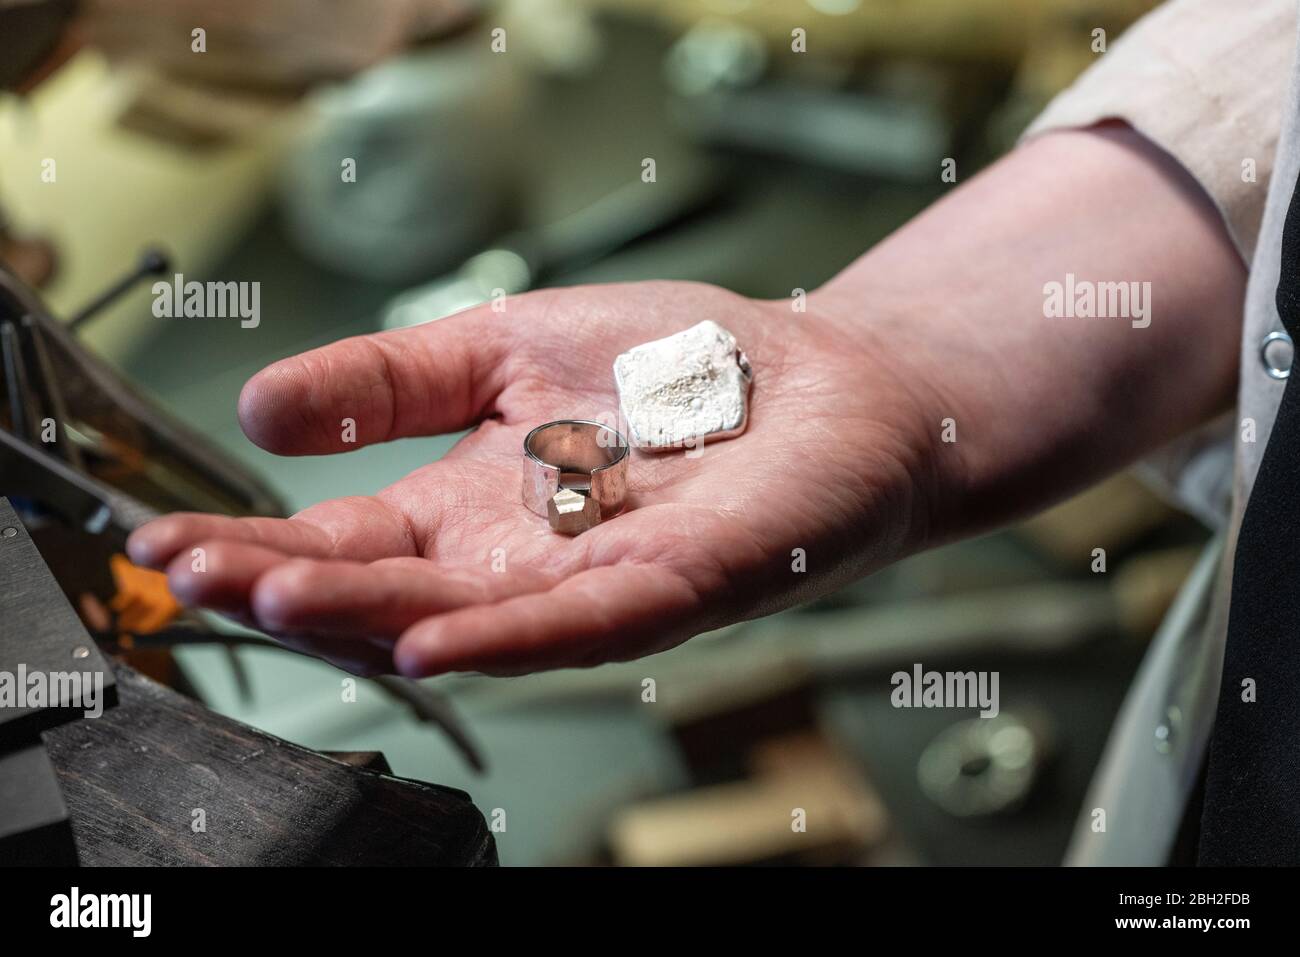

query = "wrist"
[[792, 290, 956, 566]]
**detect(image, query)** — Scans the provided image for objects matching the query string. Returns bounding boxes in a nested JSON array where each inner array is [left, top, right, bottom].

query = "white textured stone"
[[613, 320, 752, 450]]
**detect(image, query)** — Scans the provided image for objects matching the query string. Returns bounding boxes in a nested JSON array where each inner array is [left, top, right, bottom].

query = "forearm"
[[815, 124, 1247, 550]]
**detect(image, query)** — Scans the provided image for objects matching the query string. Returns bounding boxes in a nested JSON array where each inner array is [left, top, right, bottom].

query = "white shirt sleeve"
[[1022, 0, 1296, 527], [1022, 0, 1295, 265]]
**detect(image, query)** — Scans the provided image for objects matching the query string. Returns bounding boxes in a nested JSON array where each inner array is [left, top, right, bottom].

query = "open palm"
[[127, 281, 933, 676]]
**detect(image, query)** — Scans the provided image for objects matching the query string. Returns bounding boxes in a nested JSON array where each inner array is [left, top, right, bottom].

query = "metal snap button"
[[1155, 705, 1182, 755], [1261, 330, 1293, 380]]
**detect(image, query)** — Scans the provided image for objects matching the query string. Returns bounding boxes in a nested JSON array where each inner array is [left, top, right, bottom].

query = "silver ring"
[[522, 420, 629, 534]]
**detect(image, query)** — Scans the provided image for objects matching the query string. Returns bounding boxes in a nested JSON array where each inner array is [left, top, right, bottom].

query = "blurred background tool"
[[917, 710, 1054, 819], [280, 35, 527, 283], [0, 255, 488, 772], [0, 260, 284, 524], [67, 246, 170, 331], [608, 666, 892, 866], [382, 165, 726, 328], [0, 497, 117, 866], [0, 506, 495, 866], [76, 0, 482, 143]]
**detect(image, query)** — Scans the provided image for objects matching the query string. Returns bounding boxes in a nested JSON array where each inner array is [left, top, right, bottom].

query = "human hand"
[[125, 280, 941, 677]]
